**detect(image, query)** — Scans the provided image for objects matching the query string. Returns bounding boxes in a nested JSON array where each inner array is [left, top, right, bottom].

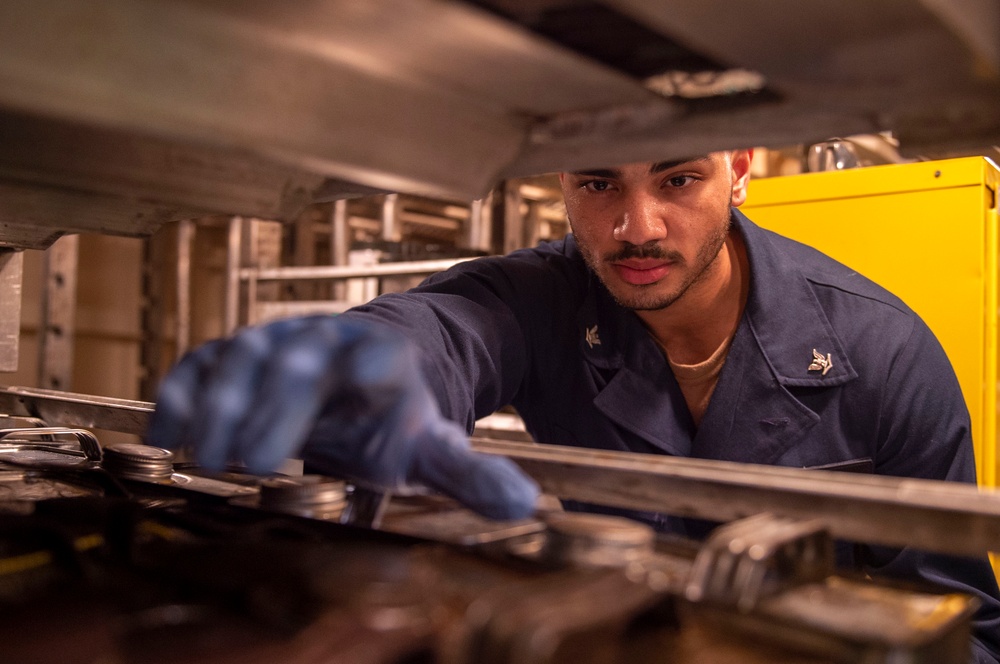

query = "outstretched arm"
[[148, 314, 538, 520]]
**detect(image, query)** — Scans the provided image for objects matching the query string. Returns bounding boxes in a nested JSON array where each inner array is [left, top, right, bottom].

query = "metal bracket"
[[0, 426, 103, 461], [340, 486, 392, 529], [684, 513, 834, 613]]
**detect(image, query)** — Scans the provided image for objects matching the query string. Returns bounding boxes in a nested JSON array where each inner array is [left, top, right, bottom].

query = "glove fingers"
[[147, 339, 226, 451], [410, 419, 539, 520], [149, 315, 539, 522], [296, 325, 428, 486], [234, 321, 347, 474], [187, 323, 309, 470]]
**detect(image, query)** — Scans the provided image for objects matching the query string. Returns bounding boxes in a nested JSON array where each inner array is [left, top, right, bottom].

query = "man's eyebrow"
[[568, 167, 621, 178], [649, 156, 710, 174], [569, 156, 711, 178]]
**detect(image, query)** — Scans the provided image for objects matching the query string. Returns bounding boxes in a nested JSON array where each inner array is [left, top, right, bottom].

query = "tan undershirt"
[[654, 232, 750, 427], [665, 336, 733, 426]]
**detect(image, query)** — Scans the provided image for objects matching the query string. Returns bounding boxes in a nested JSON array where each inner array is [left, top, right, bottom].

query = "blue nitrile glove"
[[147, 315, 539, 520]]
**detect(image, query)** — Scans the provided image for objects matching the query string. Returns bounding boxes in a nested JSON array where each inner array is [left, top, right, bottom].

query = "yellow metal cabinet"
[[743, 157, 1000, 492]]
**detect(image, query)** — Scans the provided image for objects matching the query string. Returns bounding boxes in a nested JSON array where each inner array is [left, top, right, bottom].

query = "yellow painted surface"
[[743, 157, 1000, 572]]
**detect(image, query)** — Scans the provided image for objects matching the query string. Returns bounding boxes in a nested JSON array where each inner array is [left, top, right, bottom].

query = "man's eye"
[[667, 175, 694, 188], [584, 180, 612, 192]]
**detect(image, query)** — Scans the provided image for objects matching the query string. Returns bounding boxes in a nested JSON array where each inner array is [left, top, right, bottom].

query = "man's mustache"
[[605, 242, 682, 263]]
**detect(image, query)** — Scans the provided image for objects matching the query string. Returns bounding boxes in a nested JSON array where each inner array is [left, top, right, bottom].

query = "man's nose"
[[612, 194, 667, 245]]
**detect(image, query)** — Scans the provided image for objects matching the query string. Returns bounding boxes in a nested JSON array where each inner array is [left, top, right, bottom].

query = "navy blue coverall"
[[345, 209, 1000, 661]]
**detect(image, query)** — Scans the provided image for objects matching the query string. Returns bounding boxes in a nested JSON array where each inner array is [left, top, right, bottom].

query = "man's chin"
[[604, 282, 678, 311]]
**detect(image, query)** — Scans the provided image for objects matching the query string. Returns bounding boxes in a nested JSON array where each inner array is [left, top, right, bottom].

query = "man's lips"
[[611, 259, 670, 285]]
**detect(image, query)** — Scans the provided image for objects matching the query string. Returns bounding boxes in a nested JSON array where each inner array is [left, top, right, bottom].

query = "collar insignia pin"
[[808, 348, 833, 376], [585, 325, 601, 349]]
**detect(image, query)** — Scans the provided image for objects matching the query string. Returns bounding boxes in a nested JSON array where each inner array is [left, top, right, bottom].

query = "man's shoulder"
[[741, 217, 926, 367], [753, 223, 912, 315]]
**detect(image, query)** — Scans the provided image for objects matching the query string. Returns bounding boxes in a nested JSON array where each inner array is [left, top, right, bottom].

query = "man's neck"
[[638, 233, 749, 365]]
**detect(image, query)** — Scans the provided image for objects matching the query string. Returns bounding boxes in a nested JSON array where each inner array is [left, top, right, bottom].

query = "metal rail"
[[469, 438, 1000, 558], [1, 385, 999, 556], [0, 386, 152, 436]]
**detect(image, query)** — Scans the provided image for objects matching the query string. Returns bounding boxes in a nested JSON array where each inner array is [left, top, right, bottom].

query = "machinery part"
[[1, 387, 1000, 559], [0, 422, 983, 663], [684, 513, 833, 612], [101, 443, 175, 482], [538, 511, 655, 568], [0, 426, 102, 461], [259, 475, 347, 519], [469, 437, 1000, 559], [340, 486, 392, 529], [0, 386, 152, 436]]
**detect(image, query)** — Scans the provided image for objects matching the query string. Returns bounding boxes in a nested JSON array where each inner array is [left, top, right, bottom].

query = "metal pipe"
[[241, 258, 474, 282], [175, 219, 194, 358], [502, 181, 524, 255], [381, 193, 401, 242], [467, 195, 493, 253], [331, 200, 349, 301], [38, 235, 78, 390], [223, 216, 242, 335]]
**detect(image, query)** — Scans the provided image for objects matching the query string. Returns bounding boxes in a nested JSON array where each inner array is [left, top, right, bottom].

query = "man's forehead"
[[567, 155, 714, 178]]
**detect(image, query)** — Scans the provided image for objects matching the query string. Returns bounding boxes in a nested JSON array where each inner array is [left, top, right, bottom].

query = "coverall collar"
[[574, 209, 857, 460], [736, 209, 858, 387]]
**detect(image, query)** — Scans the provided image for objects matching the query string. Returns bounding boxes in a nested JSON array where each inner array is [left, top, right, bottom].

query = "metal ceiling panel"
[[500, 0, 1000, 177], [0, 0, 652, 206], [0, 0, 997, 246]]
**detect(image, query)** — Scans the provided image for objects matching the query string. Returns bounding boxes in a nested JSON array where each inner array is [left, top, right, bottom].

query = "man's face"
[[560, 151, 752, 311]]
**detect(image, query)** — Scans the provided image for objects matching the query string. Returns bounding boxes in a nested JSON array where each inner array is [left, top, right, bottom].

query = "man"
[[150, 150, 1000, 661]]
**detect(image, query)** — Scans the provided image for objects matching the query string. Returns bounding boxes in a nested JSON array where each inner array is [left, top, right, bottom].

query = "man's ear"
[[730, 149, 753, 207]]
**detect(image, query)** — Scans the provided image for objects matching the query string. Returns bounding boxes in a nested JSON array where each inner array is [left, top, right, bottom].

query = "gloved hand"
[[147, 315, 539, 520]]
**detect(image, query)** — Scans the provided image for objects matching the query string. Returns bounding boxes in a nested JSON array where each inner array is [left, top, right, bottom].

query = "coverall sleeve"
[[869, 319, 1000, 663], [337, 255, 540, 434]]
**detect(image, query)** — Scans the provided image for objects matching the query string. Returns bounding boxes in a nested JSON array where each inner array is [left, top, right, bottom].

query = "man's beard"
[[581, 211, 732, 312]]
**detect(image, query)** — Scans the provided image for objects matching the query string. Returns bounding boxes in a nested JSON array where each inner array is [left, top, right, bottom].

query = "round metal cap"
[[259, 475, 347, 516], [102, 443, 175, 481], [103, 443, 174, 462], [540, 512, 655, 568]]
